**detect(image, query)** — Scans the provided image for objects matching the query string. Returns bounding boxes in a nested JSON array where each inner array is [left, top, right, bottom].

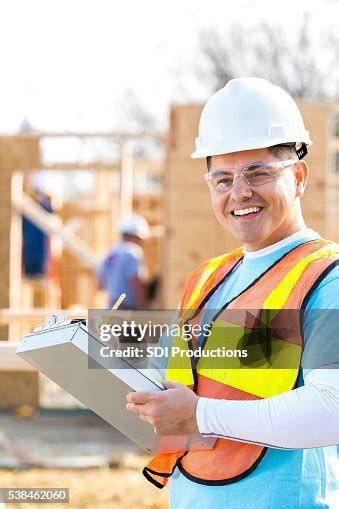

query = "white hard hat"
[[191, 77, 312, 160], [119, 214, 150, 240]]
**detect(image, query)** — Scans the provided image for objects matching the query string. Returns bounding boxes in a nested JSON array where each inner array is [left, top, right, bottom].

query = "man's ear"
[[295, 161, 309, 197]]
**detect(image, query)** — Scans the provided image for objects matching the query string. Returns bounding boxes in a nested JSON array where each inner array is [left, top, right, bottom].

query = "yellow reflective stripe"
[[166, 334, 194, 386], [172, 242, 338, 394], [263, 243, 339, 310], [166, 368, 194, 386], [187, 255, 228, 309], [198, 367, 299, 398], [197, 316, 301, 397]]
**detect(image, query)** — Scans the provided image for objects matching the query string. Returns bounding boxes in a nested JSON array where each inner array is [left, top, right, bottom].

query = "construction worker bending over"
[[126, 78, 339, 508], [97, 214, 150, 310]]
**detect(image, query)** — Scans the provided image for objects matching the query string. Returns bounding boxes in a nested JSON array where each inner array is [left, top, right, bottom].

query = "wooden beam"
[[12, 131, 165, 141], [120, 140, 134, 218], [0, 308, 87, 326], [8, 172, 24, 341], [41, 162, 121, 171], [12, 192, 100, 269], [0, 136, 40, 171], [9, 172, 23, 308], [41, 159, 164, 174], [0, 171, 11, 339], [0, 343, 36, 371], [0, 371, 39, 408]]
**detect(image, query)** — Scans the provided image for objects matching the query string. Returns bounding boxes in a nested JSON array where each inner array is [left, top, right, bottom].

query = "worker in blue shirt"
[[96, 214, 150, 310]]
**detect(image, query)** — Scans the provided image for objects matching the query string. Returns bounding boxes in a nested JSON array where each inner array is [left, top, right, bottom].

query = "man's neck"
[[244, 228, 320, 258], [245, 217, 308, 252]]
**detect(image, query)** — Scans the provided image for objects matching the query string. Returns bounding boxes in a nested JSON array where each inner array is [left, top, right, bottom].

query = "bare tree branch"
[[193, 16, 339, 99]]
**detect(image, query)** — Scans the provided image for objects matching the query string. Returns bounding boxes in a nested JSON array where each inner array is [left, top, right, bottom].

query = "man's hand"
[[126, 380, 199, 435]]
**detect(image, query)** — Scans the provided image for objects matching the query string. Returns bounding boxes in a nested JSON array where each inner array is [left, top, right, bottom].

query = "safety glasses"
[[204, 160, 298, 193]]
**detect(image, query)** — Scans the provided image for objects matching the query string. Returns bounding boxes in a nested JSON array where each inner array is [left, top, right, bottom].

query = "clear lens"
[[205, 160, 296, 192], [243, 164, 281, 186], [214, 175, 234, 191]]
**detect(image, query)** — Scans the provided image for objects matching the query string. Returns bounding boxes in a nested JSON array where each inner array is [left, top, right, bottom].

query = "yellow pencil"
[[111, 293, 126, 310], [102, 293, 126, 325]]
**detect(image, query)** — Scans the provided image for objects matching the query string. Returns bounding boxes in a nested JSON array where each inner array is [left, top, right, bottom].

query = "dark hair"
[[267, 143, 298, 160], [206, 143, 297, 171]]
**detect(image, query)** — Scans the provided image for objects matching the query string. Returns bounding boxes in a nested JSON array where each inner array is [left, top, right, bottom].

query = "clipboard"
[[16, 315, 216, 454]]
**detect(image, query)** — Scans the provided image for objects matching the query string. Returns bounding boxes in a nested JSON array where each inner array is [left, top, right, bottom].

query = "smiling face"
[[209, 147, 309, 251]]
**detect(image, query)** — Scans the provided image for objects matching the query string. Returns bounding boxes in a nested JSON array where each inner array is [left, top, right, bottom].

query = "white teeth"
[[233, 207, 261, 216]]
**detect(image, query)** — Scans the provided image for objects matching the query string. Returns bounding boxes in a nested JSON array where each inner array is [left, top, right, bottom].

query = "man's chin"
[[229, 229, 264, 246], [217, 219, 267, 247]]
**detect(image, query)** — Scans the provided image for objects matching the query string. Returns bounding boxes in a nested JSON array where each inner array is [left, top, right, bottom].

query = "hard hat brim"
[[191, 136, 313, 159]]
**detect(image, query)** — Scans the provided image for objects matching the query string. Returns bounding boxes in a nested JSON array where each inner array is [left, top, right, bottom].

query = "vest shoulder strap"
[[180, 247, 245, 309], [180, 239, 339, 311]]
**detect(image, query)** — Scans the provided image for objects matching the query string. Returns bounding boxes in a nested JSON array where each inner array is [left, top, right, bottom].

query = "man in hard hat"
[[126, 78, 339, 507], [97, 213, 150, 310]]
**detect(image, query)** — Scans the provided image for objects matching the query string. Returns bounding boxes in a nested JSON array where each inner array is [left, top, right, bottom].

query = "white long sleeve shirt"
[[196, 366, 339, 449]]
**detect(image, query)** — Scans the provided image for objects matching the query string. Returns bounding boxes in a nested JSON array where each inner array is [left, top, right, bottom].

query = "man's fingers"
[[126, 403, 155, 426], [126, 402, 147, 415], [126, 391, 156, 404], [161, 379, 182, 390], [139, 414, 150, 423]]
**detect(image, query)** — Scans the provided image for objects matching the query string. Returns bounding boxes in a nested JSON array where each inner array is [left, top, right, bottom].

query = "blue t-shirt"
[[97, 241, 147, 309], [170, 229, 339, 508]]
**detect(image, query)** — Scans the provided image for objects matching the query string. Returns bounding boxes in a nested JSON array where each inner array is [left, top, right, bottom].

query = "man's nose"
[[229, 174, 253, 202]]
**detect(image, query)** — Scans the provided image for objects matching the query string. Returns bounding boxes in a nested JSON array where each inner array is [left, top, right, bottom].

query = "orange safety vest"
[[143, 239, 339, 488]]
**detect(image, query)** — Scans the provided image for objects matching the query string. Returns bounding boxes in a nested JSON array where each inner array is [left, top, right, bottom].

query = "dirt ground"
[[0, 460, 168, 508], [0, 411, 168, 508]]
